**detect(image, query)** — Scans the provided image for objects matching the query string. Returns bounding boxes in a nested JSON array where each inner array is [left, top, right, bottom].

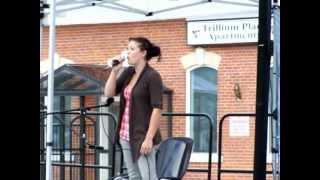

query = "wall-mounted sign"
[[229, 116, 250, 137], [187, 18, 258, 45]]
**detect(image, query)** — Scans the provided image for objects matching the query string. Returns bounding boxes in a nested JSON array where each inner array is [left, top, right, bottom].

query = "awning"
[[40, 64, 111, 96], [40, 64, 173, 96]]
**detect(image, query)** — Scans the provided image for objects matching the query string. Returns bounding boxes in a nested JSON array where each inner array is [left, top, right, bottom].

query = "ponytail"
[[129, 37, 161, 61]]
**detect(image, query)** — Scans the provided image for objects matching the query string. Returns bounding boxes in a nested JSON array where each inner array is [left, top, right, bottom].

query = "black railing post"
[[69, 115, 73, 180], [120, 144, 124, 174], [217, 115, 224, 180], [94, 95, 100, 180], [111, 133, 116, 177], [79, 96, 86, 180], [60, 96, 65, 180], [208, 115, 213, 180], [167, 93, 173, 137], [40, 111, 46, 180]]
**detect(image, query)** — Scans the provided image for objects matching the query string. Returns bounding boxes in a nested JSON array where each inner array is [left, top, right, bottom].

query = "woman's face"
[[127, 40, 146, 65]]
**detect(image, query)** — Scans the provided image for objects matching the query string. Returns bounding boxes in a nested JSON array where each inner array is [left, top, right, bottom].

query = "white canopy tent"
[[41, 0, 259, 25], [40, 0, 279, 180]]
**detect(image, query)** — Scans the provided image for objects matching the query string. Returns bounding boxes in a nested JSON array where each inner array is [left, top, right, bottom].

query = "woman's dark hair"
[[129, 37, 161, 61]]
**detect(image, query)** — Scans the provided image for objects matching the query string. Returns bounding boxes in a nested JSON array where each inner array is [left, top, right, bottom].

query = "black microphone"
[[110, 51, 128, 67], [88, 144, 105, 150], [105, 97, 114, 106], [111, 58, 125, 67], [104, 58, 125, 70]]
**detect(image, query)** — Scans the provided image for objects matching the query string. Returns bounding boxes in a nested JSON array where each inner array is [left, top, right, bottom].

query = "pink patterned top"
[[119, 86, 132, 141]]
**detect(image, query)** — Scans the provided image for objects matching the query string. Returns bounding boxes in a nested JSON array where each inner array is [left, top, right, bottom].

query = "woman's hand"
[[107, 55, 123, 73], [140, 137, 153, 155]]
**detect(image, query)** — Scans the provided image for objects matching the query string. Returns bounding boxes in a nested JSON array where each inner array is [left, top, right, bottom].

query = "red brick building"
[[40, 18, 274, 180]]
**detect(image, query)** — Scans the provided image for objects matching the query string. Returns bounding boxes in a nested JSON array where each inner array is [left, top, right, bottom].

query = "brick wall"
[[41, 19, 273, 180]]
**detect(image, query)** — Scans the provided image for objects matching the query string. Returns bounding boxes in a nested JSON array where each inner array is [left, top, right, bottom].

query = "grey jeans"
[[119, 139, 158, 180]]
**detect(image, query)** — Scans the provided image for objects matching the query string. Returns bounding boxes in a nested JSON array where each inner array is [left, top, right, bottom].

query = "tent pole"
[[46, 0, 56, 180]]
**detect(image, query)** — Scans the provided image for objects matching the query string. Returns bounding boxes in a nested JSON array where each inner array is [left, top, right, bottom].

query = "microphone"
[[105, 97, 114, 106], [108, 50, 128, 67], [88, 144, 105, 150], [111, 59, 124, 67]]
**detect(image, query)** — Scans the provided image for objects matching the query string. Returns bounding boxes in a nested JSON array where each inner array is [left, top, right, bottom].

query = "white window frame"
[[266, 56, 275, 163], [186, 65, 221, 162], [266, 117, 272, 163]]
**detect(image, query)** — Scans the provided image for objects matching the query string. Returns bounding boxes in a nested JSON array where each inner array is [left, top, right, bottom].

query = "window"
[[187, 66, 218, 162], [43, 96, 71, 149]]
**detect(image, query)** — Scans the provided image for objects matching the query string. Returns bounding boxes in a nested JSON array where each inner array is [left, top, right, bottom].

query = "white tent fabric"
[[42, 0, 259, 25]]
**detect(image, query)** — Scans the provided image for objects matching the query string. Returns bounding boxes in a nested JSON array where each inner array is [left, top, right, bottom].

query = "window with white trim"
[[186, 66, 218, 162]]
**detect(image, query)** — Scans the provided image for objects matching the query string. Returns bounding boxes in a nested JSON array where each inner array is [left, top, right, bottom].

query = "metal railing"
[[217, 113, 275, 180], [40, 98, 173, 180], [40, 100, 124, 180], [162, 113, 214, 180]]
